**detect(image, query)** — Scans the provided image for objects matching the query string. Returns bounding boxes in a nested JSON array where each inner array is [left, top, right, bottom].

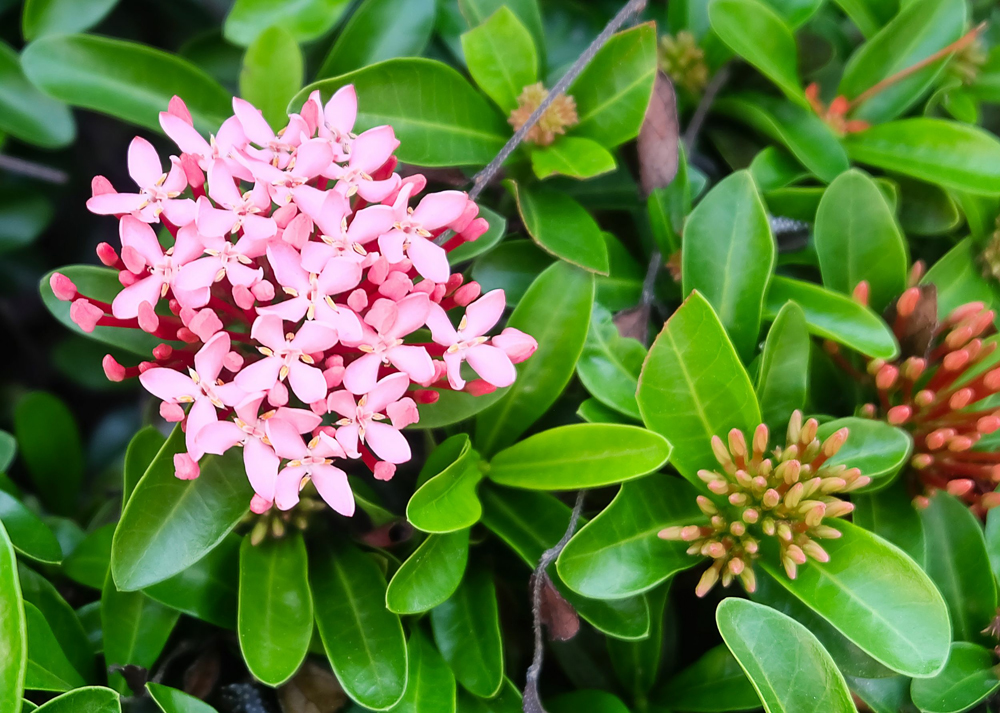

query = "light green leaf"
[[460, 6, 537, 113], [757, 302, 809, 433], [239, 26, 303, 132], [923, 237, 1000, 317], [407, 436, 483, 534], [224, 0, 351, 46], [123, 426, 166, 510], [654, 644, 759, 712], [576, 305, 645, 420], [848, 675, 913, 713], [911, 643, 1000, 713], [386, 530, 469, 615], [318, 0, 436, 78], [32, 687, 121, 713], [530, 138, 617, 181], [147, 682, 219, 713], [0, 491, 62, 565], [24, 602, 86, 692], [0, 41, 74, 148], [390, 628, 456, 713], [458, 0, 545, 68], [0, 520, 27, 711], [816, 417, 912, 492], [577, 399, 638, 425]]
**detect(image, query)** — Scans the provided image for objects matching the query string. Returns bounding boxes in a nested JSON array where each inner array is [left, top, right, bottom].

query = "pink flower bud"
[[451, 201, 479, 233], [466, 379, 496, 396], [96, 242, 120, 267], [374, 461, 396, 481], [387, 397, 419, 429], [461, 217, 490, 243], [492, 328, 537, 363], [413, 389, 439, 404], [896, 287, 921, 317], [431, 284, 446, 302], [173, 453, 200, 480], [411, 279, 435, 295], [250, 494, 273, 514], [188, 308, 222, 342], [251, 280, 275, 303], [120, 245, 146, 274], [310, 399, 327, 415], [137, 301, 159, 333], [268, 381, 289, 407], [852, 281, 870, 306], [347, 289, 368, 312], [272, 202, 300, 230], [102, 355, 126, 381], [138, 361, 156, 373], [153, 343, 173, 360], [368, 257, 389, 284], [160, 402, 185, 422], [445, 274, 463, 295], [224, 351, 244, 372], [886, 405, 911, 425], [979, 415, 1000, 434], [324, 365, 345, 389], [70, 299, 103, 333], [378, 272, 412, 300], [453, 282, 481, 307], [176, 327, 199, 343], [50, 273, 78, 301], [281, 211, 312, 247], [946, 479, 975, 497], [232, 285, 255, 310], [179, 153, 204, 189]]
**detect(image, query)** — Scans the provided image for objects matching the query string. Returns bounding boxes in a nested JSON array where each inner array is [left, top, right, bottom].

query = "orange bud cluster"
[[659, 412, 868, 597], [508, 83, 579, 147]]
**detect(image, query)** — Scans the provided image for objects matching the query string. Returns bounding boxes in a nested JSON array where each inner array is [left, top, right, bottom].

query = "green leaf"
[[144, 532, 240, 629], [607, 584, 670, 697], [749, 146, 810, 192], [101, 572, 179, 695], [458, 0, 545, 68], [63, 524, 114, 590], [568, 24, 657, 148], [24, 602, 86, 692], [41, 266, 166, 358], [921, 493, 998, 643], [0, 430, 15, 472], [386, 530, 469, 615], [576, 305, 644, 420], [654, 644, 759, 712], [224, 0, 351, 46], [847, 675, 913, 713], [764, 276, 900, 359], [716, 598, 854, 713], [0, 520, 27, 710], [22, 0, 118, 39], [407, 437, 483, 534], [414, 388, 509, 430], [430, 567, 504, 698], [147, 683, 219, 713], [21, 35, 232, 133], [471, 240, 553, 308], [488, 424, 671, 490], [830, 0, 896, 38], [0, 491, 62, 565], [476, 261, 594, 457], [480, 484, 650, 639], [239, 26, 303, 132], [577, 399, 637, 425], [557, 473, 701, 599], [447, 205, 506, 265], [508, 182, 609, 274], [838, 0, 965, 123], [596, 233, 644, 312], [854, 478, 925, 566], [546, 691, 630, 713], [714, 94, 848, 183], [816, 417, 911, 492], [456, 679, 522, 712], [682, 171, 775, 359], [123, 426, 166, 510], [814, 169, 908, 312], [390, 627, 456, 713], [637, 291, 761, 489], [14, 391, 82, 517], [757, 302, 809, 433], [292, 59, 506, 167], [318, 0, 436, 78], [923, 237, 1000, 317], [460, 6, 537, 113], [32, 687, 121, 713], [311, 539, 408, 710], [0, 41, 74, 148], [898, 177, 961, 236], [760, 520, 951, 677], [18, 566, 93, 681], [112, 425, 253, 591], [708, 0, 806, 105], [911, 643, 1000, 713], [238, 533, 312, 686], [530, 138, 617, 181], [844, 119, 1000, 195]]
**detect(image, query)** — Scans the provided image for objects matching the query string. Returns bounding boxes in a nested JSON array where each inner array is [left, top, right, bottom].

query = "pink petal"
[[176, 255, 223, 292], [335, 423, 361, 458], [291, 184, 329, 220], [288, 361, 328, 404], [292, 321, 339, 353], [243, 213, 278, 242], [161, 195, 194, 227], [443, 350, 465, 390], [326, 390, 357, 419], [355, 175, 401, 203], [283, 212, 314, 250], [196, 197, 237, 237], [314, 190, 352, 237], [215, 382, 246, 407], [425, 303, 459, 345], [274, 465, 306, 511], [343, 353, 381, 395], [317, 304, 363, 344], [464, 289, 506, 337], [112, 275, 164, 319], [257, 296, 309, 322], [245, 437, 280, 502], [300, 242, 334, 274], [267, 243, 310, 292], [120, 215, 164, 267], [139, 368, 197, 401], [128, 136, 163, 188], [377, 230, 407, 264], [365, 422, 411, 464], [194, 332, 231, 381], [159, 112, 211, 156], [317, 259, 362, 295], [492, 327, 537, 363], [389, 293, 432, 339], [407, 235, 450, 284], [312, 465, 354, 516], [250, 314, 288, 351], [226, 262, 262, 287], [293, 139, 333, 178], [466, 344, 516, 387], [172, 223, 210, 264], [266, 417, 308, 460], [86, 192, 145, 215], [197, 420, 244, 455], [412, 191, 468, 230], [274, 407, 322, 433], [233, 97, 275, 146], [386, 397, 419, 429], [365, 372, 411, 413], [350, 126, 399, 174], [185, 397, 217, 460], [387, 345, 435, 385], [325, 85, 357, 134], [235, 393, 267, 425], [235, 356, 282, 393], [207, 160, 243, 208]]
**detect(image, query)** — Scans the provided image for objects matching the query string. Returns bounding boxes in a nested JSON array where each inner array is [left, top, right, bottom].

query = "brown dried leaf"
[[182, 646, 220, 700], [614, 305, 650, 344], [279, 662, 349, 713], [534, 574, 579, 642], [884, 284, 938, 359], [638, 71, 680, 198]]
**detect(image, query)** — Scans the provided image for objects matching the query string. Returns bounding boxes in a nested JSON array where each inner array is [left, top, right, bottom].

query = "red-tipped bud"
[[412, 389, 440, 405], [948, 436, 975, 452], [152, 343, 173, 360], [137, 361, 156, 374], [875, 364, 899, 391], [465, 379, 496, 397], [886, 405, 912, 425], [860, 403, 877, 418], [897, 287, 921, 318], [979, 415, 1000, 434], [137, 300, 159, 333], [949, 388, 975, 410], [461, 217, 490, 243], [852, 281, 870, 306], [926, 429, 954, 450], [176, 327, 198, 343], [943, 350, 970, 372], [453, 282, 481, 307], [49, 273, 78, 301], [102, 354, 126, 381], [946, 479, 975, 497], [915, 389, 936, 407], [982, 492, 1000, 510], [948, 302, 985, 325], [70, 299, 103, 333], [902, 357, 926, 381], [96, 242, 120, 267], [911, 453, 933, 469], [985, 368, 1000, 392]]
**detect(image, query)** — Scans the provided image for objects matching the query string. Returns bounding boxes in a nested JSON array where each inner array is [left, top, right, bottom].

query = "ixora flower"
[[660, 412, 869, 597], [53, 88, 537, 517]]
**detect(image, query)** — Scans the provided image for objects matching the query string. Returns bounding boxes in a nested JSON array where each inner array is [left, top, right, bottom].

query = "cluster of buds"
[[658, 31, 709, 95], [508, 82, 579, 146], [849, 280, 1000, 515], [51, 87, 536, 518], [804, 84, 869, 136], [659, 412, 868, 597]]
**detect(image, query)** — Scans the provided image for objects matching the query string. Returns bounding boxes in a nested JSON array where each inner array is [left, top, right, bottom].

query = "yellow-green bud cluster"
[[659, 411, 869, 597], [246, 493, 325, 545], [658, 31, 710, 95]]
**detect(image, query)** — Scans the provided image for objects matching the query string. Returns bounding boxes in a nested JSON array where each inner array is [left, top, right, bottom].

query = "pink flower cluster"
[[52, 87, 536, 516]]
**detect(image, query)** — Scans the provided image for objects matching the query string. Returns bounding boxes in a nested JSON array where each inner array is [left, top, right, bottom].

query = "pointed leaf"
[[63, 524, 114, 590], [386, 530, 469, 615], [390, 628, 456, 713], [318, 0, 436, 78], [757, 302, 809, 433], [816, 417, 911, 492], [576, 304, 645, 420], [0, 491, 63, 565], [509, 182, 609, 274], [654, 644, 759, 712], [32, 687, 121, 713], [22, 0, 119, 40], [458, 0, 545, 68], [239, 26, 303, 131], [24, 602, 86, 692], [407, 437, 483, 534], [123, 426, 166, 510], [14, 391, 82, 517], [911, 643, 1000, 713], [0, 520, 27, 711], [460, 6, 537, 113], [147, 682, 219, 713], [530, 138, 617, 181], [223, 0, 351, 45], [18, 566, 93, 682]]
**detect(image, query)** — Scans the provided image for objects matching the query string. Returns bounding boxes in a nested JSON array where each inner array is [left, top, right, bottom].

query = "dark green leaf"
[[459, 5, 537, 113], [414, 388, 509, 430], [391, 628, 456, 713], [816, 417, 911, 492], [0, 41, 74, 148], [456, 679, 522, 712], [829, 0, 896, 38], [447, 206, 506, 266], [923, 237, 1000, 317], [637, 291, 761, 489], [749, 146, 810, 192], [63, 524, 113, 590], [407, 437, 483, 534], [847, 675, 913, 713], [0, 430, 15, 472], [239, 26, 303, 131], [14, 391, 82, 517], [530, 138, 617, 181], [607, 584, 670, 698], [854, 477, 925, 566], [123, 426, 166, 510], [757, 302, 809, 433], [147, 682, 218, 713], [898, 177, 961, 236], [576, 305, 645, 420], [545, 691, 630, 713], [18, 566, 93, 681], [595, 234, 643, 312], [318, 0, 436, 78], [386, 530, 469, 615], [911, 643, 1000, 713], [0, 521, 26, 709], [224, 0, 351, 46], [0, 491, 63, 565], [470, 240, 553, 308], [24, 602, 86, 692], [577, 399, 637, 425], [654, 644, 759, 712], [32, 687, 121, 713], [22, 0, 119, 39]]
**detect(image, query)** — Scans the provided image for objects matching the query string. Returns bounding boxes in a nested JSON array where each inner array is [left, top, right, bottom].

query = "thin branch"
[[0, 155, 68, 184], [681, 65, 731, 153]]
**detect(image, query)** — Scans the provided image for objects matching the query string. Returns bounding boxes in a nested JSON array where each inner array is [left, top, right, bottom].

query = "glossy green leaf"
[[22, 0, 118, 39], [112, 425, 252, 591], [854, 478, 925, 566], [224, 0, 351, 45], [546, 691, 630, 713], [18, 566, 92, 681], [921, 493, 998, 643], [749, 146, 810, 192], [760, 520, 950, 677], [458, 0, 545, 68], [557, 473, 701, 599], [0, 520, 26, 711], [32, 687, 121, 713], [816, 417, 911, 492], [708, 0, 806, 105], [898, 178, 961, 236], [414, 388, 509, 430], [757, 302, 809, 433], [682, 171, 775, 359], [838, 0, 965, 123], [568, 24, 657, 148], [456, 679, 522, 713], [471, 240, 553, 308], [318, 0, 435, 78], [717, 598, 854, 713], [830, 0, 896, 37], [0, 41, 74, 148], [654, 644, 759, 712], [488, 424, 671, 490], [814, 169, 908, 312], [238, 533, 312, 686], [459, 6, 536, 113], [407, 437, 483, 534], [101, 572, 179, 695], [530, 138, 617, 181], [576, 305, 644, 420], [123, 426, 166, 510], [637, 291, 761, 489], [0, 430, 15, 472], [0, 491, 62, 565], [292, 59, 507, 167], [24, 602, 85, 692], [911, 643, 1000, 713], [847, 675, 912, 713], [447, 205, 506, 265], [147, 683, 218, 713], [41, 266, 166, 358], [239, 26, 303, 132], [63, 524, 113, 591], [607, 583, 670, 697], [387, 530, 469, 614], [476, 261, 594, 457], [22, 35, 231, 133], [577, 399, 637, 425], [509, 182, 609, 274], [845, 119, 1000, 195], [311, 539, 408, 710], [765, 276, 900, 359], [390, 628, 456, 713], [431, 567, 504, 698], [715, 94, 848, 183], [923, 238, 1000, 317], [14, 391, 82, 517], [647, 147, 692, 254], [595, 234, 643, 312]]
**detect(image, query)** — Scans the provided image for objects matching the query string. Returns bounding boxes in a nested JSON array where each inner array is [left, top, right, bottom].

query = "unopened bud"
[[49, 273, 78, 301], [695, 565, 721, 598], [753, 423, 769, 457], [897, 287, 921, 318], [822, 428, 849, 456], [102, 354, 126, 381], [946, 479, 975, 497], [887, 405, 912, 425]]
